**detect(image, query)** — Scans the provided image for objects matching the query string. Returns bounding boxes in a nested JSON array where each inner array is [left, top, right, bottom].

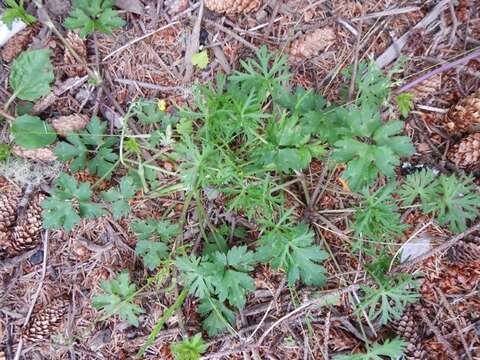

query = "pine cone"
[[446, 240, 480, 265], [1, 27, 34, 62], [444, 92, 480, 134], [289, 27, 336, 63], [205, 0, 262, 14], [447, 132, 480, 169], [10, 193, 45, 255], [50, 114, 89, 137], [22, 298, 69, 343], [12, 145, 57, 162], [63, 31, 88, 77], [0, 190, 21, 233], [391, 306, 426, 360]]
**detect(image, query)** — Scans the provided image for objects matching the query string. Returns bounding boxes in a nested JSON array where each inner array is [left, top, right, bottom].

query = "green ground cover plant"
[[7, 44, 480, 359]]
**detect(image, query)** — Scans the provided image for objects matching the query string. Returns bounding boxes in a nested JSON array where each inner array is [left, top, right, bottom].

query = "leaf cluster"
[[64, 0, 125, 38], [131, 219, 179, 270], [2, 0, 36, 29], [41, 173, 104, 230], [176, 246, 256, 335], [54, 117, 119, 179], [92, 271, 144, 326], [356, 256, 419, 325], [399, 169, 480, 232], [170, 333, 208, 360], [334, 338, 406, 360]]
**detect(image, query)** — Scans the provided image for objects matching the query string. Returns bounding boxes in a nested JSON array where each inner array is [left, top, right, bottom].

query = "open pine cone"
[[10, 193, 45, 255], [447, 132, 480, 169], [446, 239, 480, 265], [391, 305, 426, 359], [443, 92, 480, 134], [23, 298, 69, 343], [205, 0, 262, 14], [0, 190, 21, 233], [288, 27, 336, 63]]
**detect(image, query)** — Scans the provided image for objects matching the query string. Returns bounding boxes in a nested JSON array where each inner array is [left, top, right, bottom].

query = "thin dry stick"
[[247, 278, 286, 342], [103, 21, 180, 61], [392, 222, 480, 273], [396, 47, 480, 93], [436, 289, 474, 360], [419, 310, 459, 360], [375, 0, 450, 68], [255, 285, 359, 347]]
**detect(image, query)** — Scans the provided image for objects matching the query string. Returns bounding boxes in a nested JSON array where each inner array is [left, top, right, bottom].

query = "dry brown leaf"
[[289, 27, 336, 62], [50, 114, 89, 137], [12, 145, 57, 162]]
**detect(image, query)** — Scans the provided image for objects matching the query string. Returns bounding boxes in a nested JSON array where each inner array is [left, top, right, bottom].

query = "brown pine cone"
[[12, 145, 57, 162], [50, 114, 89, 137], [391, 306, 426, 360], [288, 27, 336, 63], [447, 132, 480, 169], [1, 27, 35, 62], [0, 190, 21, 233], [22, 298, 69, 343], [10, 193, 45, 255], [205, 0, 262, 14], [446, 240, 480, 265], [63, 31, 88, 77], [443, 92, 480, 134]]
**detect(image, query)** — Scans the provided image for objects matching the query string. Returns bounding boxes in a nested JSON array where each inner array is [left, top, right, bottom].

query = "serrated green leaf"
[[170, 333, 208, 360], [9, 49, 54, 101], [11, 115, 57, 149], [334, 338, 407, 360], [64, 0, 125, 38], [135, 240, 169, 270], [257, 223, 328, 286], [41, 173, 105, 230], [1, 0, 36, 29], [396, 92, 414, 118], [101, 176, 137, 219]]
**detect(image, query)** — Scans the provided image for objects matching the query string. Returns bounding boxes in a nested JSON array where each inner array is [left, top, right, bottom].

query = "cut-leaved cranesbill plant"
[[352, 182, 407, 251], [334, 338, 407, 360], [41, 173, 104, 230], [64, 0, 125, 38], [131, 219, 179, 270], [1, 0, 36, 29], [399, 169, 480, 232], [170, 333, 208, 360], [355, 256, 419, 326], [54, 116, 119, 179], [92, 271, 144, 326]]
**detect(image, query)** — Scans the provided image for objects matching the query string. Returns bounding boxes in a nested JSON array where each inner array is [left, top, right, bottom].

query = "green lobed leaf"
[[9, 49, 54, 101], [11, 115, 57, 149], [64, 0, 125, 38]]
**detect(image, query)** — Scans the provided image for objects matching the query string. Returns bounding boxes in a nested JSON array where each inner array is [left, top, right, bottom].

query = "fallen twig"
[[396, 47, 480, 94], [375, 0, 450, 68]]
